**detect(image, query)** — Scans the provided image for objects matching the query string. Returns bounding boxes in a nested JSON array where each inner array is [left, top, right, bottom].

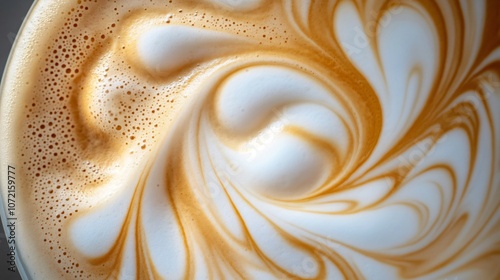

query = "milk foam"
[[1, 0, 500, 279]]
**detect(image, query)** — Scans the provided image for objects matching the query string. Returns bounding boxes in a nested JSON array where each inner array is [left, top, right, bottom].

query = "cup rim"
[[0, 1, 41, 279]]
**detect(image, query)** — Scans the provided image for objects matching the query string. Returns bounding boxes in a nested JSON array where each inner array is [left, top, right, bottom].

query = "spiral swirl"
[[23, 0, 499, 279]]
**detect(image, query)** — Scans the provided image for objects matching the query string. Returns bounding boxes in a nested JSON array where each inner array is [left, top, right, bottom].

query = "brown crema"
[[1, 0, 500, 279]]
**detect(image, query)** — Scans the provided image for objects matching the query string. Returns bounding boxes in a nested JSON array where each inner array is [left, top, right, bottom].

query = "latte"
[[1, 0, 500, 279]]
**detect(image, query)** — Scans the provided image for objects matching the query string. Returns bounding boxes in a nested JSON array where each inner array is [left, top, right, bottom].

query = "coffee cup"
[[1, 0, 499, 279]]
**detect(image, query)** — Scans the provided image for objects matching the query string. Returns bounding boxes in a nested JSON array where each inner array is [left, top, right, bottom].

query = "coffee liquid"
[[1, 0, 500, 279]]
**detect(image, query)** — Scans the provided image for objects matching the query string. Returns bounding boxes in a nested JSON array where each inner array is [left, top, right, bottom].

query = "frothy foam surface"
[[1, 0, 500, 279]]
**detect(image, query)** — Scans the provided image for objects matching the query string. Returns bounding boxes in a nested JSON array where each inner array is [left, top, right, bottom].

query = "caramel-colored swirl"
[[3, 0, 500, 279]]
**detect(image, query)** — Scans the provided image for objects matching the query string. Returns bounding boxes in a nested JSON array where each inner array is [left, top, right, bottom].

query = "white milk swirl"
[[1, 0, 499, 279]]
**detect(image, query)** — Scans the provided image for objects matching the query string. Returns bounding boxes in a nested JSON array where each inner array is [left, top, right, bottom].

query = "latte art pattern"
[[4, 0, 500, 279]]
